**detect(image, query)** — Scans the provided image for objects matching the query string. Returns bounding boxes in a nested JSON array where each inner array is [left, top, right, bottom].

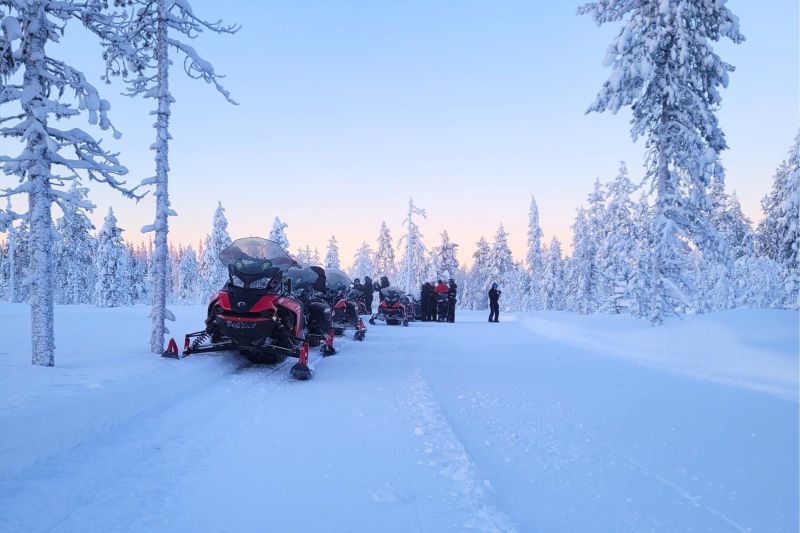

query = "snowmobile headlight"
[[250, 277, 270, 289], [231, 275, 246, 288]]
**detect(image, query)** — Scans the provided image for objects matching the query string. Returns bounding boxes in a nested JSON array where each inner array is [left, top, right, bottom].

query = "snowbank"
[[521, 309, 799, 401], [0, 303, 240, 477]]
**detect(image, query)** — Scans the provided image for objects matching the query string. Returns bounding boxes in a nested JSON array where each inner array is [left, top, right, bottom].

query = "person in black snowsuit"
[[420, 282, 432, 321], [488, 283, 501, 322], [446, 279, 457, 323], [353, 278, 363, 293], [378, 276, 390, 302], [363, 275, 374, 313]]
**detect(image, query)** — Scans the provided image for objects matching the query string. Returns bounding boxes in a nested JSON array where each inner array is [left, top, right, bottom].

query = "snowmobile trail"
[[0, 307, 796, 532]]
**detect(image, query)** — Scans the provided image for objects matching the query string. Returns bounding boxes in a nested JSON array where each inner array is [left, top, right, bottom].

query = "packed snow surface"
[[0, 304, 797, 532]]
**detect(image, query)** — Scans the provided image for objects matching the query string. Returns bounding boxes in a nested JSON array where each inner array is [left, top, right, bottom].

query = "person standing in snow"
[[378, 276, 390, 302], [446, 278, 457, 323], [434, 279, 448, 322], [420, 282, 431, 321], [364, 275, 374, 313], [488, 283, 501, 323]]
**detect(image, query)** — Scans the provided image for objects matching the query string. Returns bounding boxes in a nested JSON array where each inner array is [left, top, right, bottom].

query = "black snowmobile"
[[284, 265, 337, 356], [325, 268, 367, 340], [369, 286, 410, 326], [169, 237, 326, 380]]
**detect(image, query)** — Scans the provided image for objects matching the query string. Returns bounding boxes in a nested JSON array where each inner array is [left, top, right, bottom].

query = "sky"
[[3, 0, 799, 267]]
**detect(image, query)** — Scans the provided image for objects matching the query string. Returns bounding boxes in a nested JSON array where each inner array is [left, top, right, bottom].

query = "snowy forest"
[[1, 136, 797, 315], [0, 0, 797, 367]]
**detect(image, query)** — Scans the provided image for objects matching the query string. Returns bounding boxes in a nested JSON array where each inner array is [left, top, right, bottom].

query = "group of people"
[[351, 275, 390, 314], [349, 275, 501, 324], [420, 279, 458, 323]]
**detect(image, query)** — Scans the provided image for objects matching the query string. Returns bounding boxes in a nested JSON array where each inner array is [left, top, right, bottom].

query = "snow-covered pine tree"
[[398, 199, 428, 292], [525, 196, 546, 311], [325, 236, 341, 269], [294, 245, 312, 267], [567, 208, 595, 314], [95, 208, 126, 308], [269, 217, 290, 251], [628, 192, 654, 318], [374, 221, 396, 279], [1, 199, 17, 303], [351, 242, 374, 280], [543, 237, 566, 310], [199, 202, 232, 299], [0, 240, 7, 301], [580, 0, 744, 324], [709, 169, 753, 262], [431, 230, 460, 280], [596, 162, 638, 313], [461, 237, 491, 310], [0, 2, 145, 365], [756, 132, 799, 308], [53, 183, 96, 305], [99, 0, 237, 352], [178, 246, 201, 304], [486, 225, 517, 310], [310, 248, 322, 267]]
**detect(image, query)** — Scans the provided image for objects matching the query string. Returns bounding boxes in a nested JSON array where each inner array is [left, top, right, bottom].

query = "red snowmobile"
[[171, 237, 323, 380], [369, 286, 409, 326], [325, 268, 367, 341]]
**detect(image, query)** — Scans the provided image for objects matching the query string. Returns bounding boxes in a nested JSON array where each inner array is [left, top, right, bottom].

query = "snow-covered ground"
[[0, 303, 797, 532]]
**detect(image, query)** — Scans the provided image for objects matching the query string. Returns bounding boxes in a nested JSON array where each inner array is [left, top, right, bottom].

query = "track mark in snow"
[[405, 369, 517, 533], [595, 440, 753, 533]]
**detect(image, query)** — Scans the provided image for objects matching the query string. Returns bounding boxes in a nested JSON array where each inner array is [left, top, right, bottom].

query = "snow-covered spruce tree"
[[431, 230, 460, 280], [95, 208, 126, 307], [462, 237, 491, 310], [350, 242, 374, 280], [0, 2, 143, 365], [53, 183, 96, 304], [0, 240, 7, 301], [269, 216, 289, 251], [199, 202, 231, 299], [294, 245, 311, 267], [596, 162, 638, 313], [398, 198, 428, 292], [177, 246, 200, 304], [486, 225, 517, 310], [1, 199, 17, 302], [733, 256, 786, 309], [567, 208, 595, 314], [628, 192, 654, 317], [99, 0, 237, 352], [708, 168, 753, 262], [543, 237, 566, 310], [325, 235, 341, 270], [756, 132, 799, 307], [580, 0, 744, 324], [525, 196, 546, 311], [374, 221, 396, 279]]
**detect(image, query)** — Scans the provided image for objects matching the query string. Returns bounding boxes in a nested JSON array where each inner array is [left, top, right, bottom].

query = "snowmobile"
[[324, 268, 368, 341], [170, 237, 321, 380], [284, 265, 337, 355], [399, 292, 418, 322], [369, 286, 409, 326]]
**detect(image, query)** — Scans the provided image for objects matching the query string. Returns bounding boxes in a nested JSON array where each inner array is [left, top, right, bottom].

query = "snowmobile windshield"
[[325, 269, 352, 294], [220, 237, 296, 290], [346, 287, 364, 300], [381, 286, 403, 301], [285, 266, 319, 298]]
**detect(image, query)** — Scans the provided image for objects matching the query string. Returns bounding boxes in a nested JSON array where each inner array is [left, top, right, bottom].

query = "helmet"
[[354, 278, 360, 284], [437, 279, 443, 284], [491, 282, 498, 289]]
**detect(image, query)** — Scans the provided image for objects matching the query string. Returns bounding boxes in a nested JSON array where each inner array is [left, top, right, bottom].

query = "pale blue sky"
[[19, 1, 800, 264]]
